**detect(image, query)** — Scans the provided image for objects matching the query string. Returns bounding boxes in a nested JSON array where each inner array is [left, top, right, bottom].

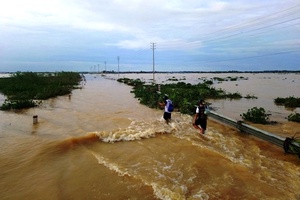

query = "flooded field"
[[0, 72, 299, 200]]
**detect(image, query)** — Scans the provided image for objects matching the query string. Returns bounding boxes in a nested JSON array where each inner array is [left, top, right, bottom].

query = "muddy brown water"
[[0, 73, 299, 200]]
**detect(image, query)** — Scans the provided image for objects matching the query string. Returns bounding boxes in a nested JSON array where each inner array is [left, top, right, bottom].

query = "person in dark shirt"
[[192, 99, 208, 134]]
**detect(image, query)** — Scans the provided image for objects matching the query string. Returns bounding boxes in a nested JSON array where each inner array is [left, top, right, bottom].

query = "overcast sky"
[[1, 0, 300, 72]]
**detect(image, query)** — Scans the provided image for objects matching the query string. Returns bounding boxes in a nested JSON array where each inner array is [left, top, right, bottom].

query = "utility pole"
[[117, 56, 120, 76], [151, 42, 156, 83]]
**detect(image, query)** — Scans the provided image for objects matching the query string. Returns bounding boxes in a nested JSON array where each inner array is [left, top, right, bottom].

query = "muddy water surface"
[[0, 73, 299, 200]]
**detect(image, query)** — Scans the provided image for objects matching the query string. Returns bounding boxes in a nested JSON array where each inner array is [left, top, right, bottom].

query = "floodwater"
[[0, 73, 299, 200]]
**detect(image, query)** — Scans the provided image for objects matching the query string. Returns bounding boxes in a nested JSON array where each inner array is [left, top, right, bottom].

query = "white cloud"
[[0, 0, 300, 71], [114, 37, 203, 50]]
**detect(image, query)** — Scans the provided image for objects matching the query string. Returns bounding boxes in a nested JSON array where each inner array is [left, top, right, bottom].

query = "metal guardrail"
[[208, 111, 299, 149]]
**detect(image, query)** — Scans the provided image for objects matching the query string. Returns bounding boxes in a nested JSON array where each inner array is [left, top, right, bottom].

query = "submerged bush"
[[0, 71, 82, 110], [288, 112, 300, 123], [117, 78, 144, 86], [1, 99, 38, 110], [204, 80, 213, 85], [118, 78, 243, 115], [244, 94, 258, 99], [240, 107, 270, 124], [213, 77, 225, 82], [274, 96, 300, 108], [167, 77, 178, 81]]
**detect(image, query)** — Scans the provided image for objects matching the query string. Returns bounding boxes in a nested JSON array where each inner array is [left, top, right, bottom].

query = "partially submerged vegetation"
[[117, 77, 300, 124], [241, 96, 300, 124], [118, 78, 246, 115], [274, 96, 300, 108], [1, 73, 298, 123], [240, 107, 270, 124], [0, 72, 82, 110], [274, 96, 300, 123], [288, 113, 300, 123], [212, 76, 248, 82], [241, 107, 300, 124]]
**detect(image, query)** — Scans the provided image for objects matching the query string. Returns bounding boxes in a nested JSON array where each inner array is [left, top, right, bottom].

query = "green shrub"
[[0, 99, 37, 110], [117, 78, 144, 86], [213, 77, 225, 82], [228, 77, 238, 81], [167, 77, 178, 81], [244, 94, 258, 99], [118, 78, 243, 115], [274, 96, 300, 107], [0, 71, 82, 110], [274, 97, 286, 105], [240, 107, 269, 124], [225, 92, 242, 99], [288, 113, 300, 123], [204, 80, 213, 85]]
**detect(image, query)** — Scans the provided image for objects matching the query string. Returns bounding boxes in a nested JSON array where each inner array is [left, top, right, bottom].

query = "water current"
[[0, 73, 299, 200]]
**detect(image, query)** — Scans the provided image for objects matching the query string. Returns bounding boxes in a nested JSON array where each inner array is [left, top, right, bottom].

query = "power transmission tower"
[[151, 42, 156, 83]]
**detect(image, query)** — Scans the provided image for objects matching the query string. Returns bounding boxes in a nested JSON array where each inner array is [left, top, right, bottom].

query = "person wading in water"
[[158, 94, 173, 124], [193, 99, 208, 134]]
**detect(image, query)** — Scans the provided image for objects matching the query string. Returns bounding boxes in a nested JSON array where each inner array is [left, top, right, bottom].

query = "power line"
[[200, 4, 300, 37], [201, 16, 300, 45], [95, 4, 300, 71], [212, 48, 300, 62], [158, 3, 300, 49]]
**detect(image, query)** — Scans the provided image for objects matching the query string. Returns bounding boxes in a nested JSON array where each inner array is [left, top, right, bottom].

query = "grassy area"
[[0, 72, 82, 110]]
